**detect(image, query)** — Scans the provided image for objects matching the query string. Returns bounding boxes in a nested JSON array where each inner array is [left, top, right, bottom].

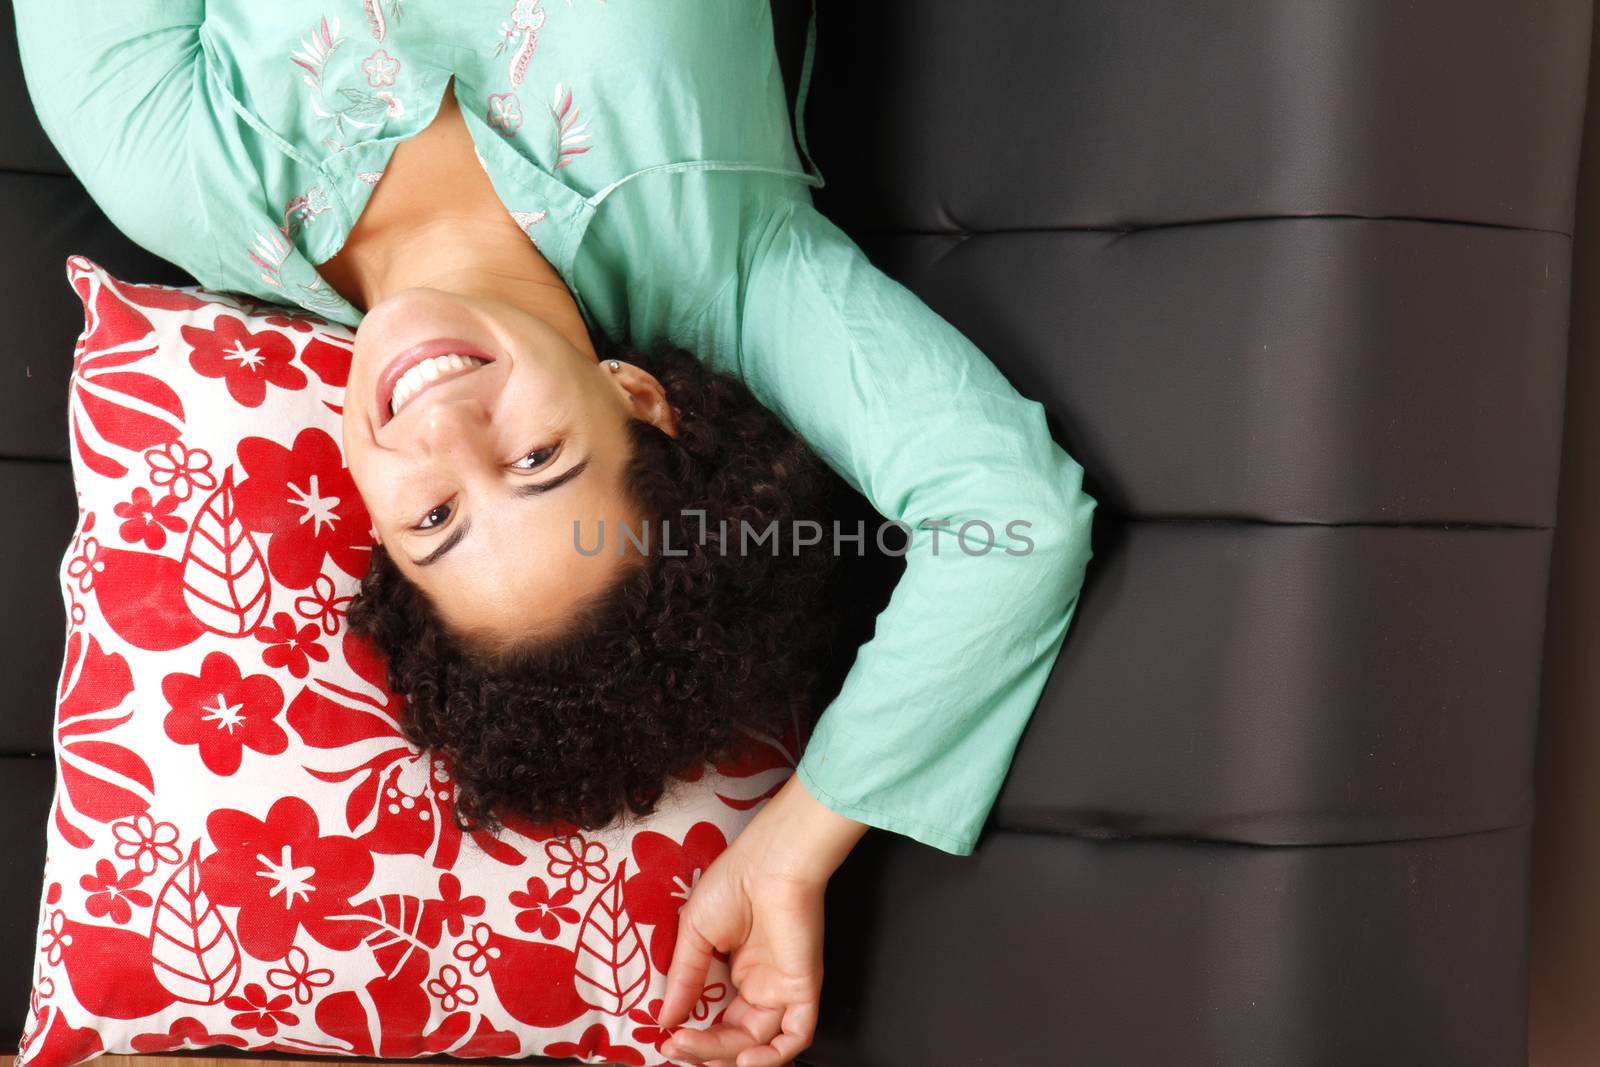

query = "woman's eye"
[[511, 444, 559, 471], [416, 501, 453, 531]]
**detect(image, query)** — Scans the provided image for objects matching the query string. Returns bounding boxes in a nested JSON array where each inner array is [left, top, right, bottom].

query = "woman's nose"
[[412, 395, 494, 459]]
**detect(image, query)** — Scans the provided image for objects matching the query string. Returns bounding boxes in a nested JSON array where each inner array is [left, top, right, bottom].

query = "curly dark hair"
[[346, 336, 842, 837]]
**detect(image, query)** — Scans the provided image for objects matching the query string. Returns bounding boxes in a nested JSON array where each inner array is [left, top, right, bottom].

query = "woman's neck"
[[316, 80, 595, 361]]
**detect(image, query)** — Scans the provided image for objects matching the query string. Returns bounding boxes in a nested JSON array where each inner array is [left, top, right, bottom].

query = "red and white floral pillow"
[[19, 257, 804, 1067]]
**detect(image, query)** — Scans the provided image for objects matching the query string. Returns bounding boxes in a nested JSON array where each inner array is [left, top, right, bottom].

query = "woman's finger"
[[732, 998, 818, 1067], [658, 914, 719, 1029], [718, 992, 784, 1042], [662, 1019, 768, 1063]]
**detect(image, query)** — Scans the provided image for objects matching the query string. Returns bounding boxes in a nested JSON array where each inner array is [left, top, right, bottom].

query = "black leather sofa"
[[3, 3, 1591, 1065]]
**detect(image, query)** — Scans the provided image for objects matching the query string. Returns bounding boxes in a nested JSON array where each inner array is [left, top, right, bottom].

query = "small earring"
[[608, 360, 620, 371]]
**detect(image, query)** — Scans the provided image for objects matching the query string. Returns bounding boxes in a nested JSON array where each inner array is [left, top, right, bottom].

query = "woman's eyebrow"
[[412, 517, 471, 568], [409, 455, 593, 568], [513, 454, 591, 497]]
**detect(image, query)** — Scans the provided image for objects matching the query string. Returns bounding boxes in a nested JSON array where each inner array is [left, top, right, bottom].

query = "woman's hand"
[[656, 773, 869, 1067]]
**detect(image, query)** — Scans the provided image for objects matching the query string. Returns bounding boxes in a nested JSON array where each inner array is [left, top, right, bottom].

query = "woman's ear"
[[607, 361, 680, 438]]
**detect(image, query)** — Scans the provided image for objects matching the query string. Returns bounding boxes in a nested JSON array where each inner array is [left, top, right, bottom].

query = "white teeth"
[[388, 354, 488, 418]]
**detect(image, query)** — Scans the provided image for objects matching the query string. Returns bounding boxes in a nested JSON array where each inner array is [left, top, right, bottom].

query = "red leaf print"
[[54, 633, 141, 851], [150, 843, 242, 1004], [426, 1014, 521, 1057], [19, 1004, 104, 1067], [58, 916, 177, 1020], [68, 256, 154, 355], [78, 371, 185, 451], [574, 859, 649, 1016], [94, 548, 206, 651], [53, 632, 153, 846], [62, 740, 153, 815], [181, 468, 272, 638], [56, 630, 133, 733], [65, 259, 186, 478], [335, 893, 434, 979], [482, 933, 588, 1029]]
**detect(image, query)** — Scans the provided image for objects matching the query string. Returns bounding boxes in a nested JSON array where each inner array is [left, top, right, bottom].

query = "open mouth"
[[376, 337, 497, 426]]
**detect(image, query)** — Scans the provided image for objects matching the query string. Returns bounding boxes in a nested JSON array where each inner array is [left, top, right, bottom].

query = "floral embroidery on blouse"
[[297, 273, 347, 313], [291, 16, 406, 152], [283, 185, 331, 239], [494, 0, 545, 87], [510, 209, 549, 246], [362, 0, 404, 42], [356, 170, 385, 185], [549, 83, 592, 168], [361, 48, 400, 88], [486, 92, 523, 136], [248, 230, 294, 289]]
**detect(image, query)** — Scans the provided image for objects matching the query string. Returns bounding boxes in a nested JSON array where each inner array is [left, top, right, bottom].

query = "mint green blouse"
[[15, 0, 1097, 856]]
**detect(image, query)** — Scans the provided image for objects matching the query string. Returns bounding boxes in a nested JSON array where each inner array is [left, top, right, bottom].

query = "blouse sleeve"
[[730, 194, 1097, 856], [12, 0, 206, 270]]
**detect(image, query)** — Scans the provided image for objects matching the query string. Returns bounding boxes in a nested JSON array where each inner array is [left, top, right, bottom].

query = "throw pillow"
[[18, 257, 803, 1067]]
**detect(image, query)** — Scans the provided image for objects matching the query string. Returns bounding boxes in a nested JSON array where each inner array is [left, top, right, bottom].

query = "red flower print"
[[421, 872, 486, 942], [111, 813, 182, 875], [144, 441, 218, 502], [487, 91, 523, 135], [545, 833, 610, 894], [426, 964, 478, 1012], [66, 536, 105, 592], [200, 796, 375, 961], [622, 822, 728, 974], [628, 997, 679, 1054], [362, 47, 400, 87], [253, 611, 330, 679], [113, 486, 185, 549], [294, 573, 355, 636], [509, 875, 578, 939], [162, 651, 288, 775], [80, 858, 151, 925], [40, 910, 72, 965], [182, 316, 308, 407], [543, 1023, 645, 1067], [234, 428, 372, 589], [225, 982, 298, 1037], [451, 922, 504, 978], [266, 946, 335, 1005], [691, 981, 728, 1022]]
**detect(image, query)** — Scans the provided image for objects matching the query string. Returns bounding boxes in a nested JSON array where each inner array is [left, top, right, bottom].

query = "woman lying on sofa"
[[15, 2, 1097, 1064]]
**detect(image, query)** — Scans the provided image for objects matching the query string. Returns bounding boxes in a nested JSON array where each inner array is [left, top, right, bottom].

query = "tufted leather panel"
[[807, 0, 1590, 236], [805, 824, 1530, 1067]]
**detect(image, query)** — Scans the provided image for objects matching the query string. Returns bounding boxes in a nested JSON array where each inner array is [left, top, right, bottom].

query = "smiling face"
[[341, 286, 677, 647]]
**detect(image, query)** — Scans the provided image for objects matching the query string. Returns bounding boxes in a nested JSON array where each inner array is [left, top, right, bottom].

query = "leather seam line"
[[992, 817, 1532, 850], [844, 212, 1574, 241]]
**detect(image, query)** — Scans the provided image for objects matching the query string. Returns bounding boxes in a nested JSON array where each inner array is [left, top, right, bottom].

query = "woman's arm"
[[13, 0, 205, 268], [725, 193, 1097, 856]]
